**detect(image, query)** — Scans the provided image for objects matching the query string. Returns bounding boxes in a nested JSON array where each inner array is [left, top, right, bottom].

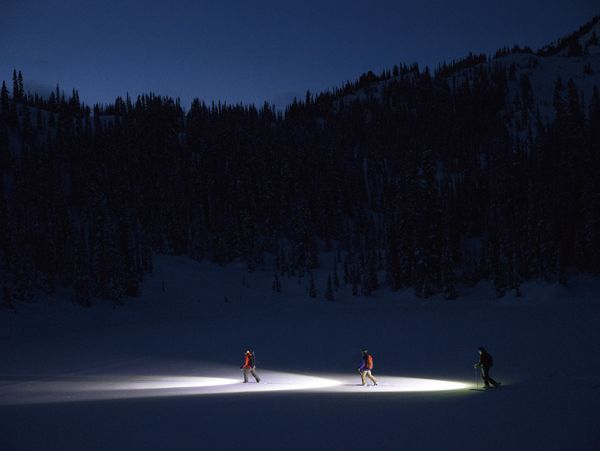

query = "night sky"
[[1, 0, 597, 109]]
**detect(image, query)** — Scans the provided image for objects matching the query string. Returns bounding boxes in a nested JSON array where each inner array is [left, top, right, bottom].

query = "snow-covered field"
[[1, 254, 599, 451]]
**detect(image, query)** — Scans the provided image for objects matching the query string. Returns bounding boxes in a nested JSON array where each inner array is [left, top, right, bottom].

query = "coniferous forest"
[[1, 17, 600, 306]]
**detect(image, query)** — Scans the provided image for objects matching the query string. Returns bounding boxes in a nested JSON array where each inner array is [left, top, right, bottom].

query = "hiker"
[[241, 350, 261, 383], [358, 349, 378, 386], [474, 346, 500, 389]]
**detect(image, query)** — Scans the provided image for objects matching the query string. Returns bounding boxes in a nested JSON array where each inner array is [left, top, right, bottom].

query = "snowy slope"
[[543, 18, 600, 57], [1, 254, 599, 451], [336, 19, 600, 133], [498, 51, 599, 123], [475, 19, 600, 130]]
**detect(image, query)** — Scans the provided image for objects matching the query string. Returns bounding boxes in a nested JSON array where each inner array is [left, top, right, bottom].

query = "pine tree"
[[333, 262, 340, 289], [0, 81, 8, 114], [0, 101, 10, 168], [414, 149, 442, 298], [308, 272, 317, 298], [325, 274, 334, 301], [351, 266, 359, 296], [17, 71, 24, 99], [12, 70, 19, 101], [272, 274, 282, 293]]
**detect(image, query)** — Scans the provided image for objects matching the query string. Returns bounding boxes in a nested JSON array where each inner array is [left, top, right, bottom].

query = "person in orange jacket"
[[241, 350, 260, 383], [358, 349, 378, 386]]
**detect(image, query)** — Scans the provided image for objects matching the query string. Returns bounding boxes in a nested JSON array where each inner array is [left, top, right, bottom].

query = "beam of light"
[[0, 372, 342, 405], [0, 376, 239, 405], [0, 371, 471, 406], [90, 376, 240, 391], [314, 375, 470, 393]]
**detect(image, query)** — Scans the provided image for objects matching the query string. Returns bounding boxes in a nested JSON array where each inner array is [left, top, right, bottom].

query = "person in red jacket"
[[358, 349, 378, 386], [240, 350, 260, 383]]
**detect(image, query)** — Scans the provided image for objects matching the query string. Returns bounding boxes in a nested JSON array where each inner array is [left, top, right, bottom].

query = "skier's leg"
[[487, 369, 498, 387], [251, 369, 260, 383], [243, 369, 249, 383], [482, 367, 491, 387], [367, 371, 378, 385], [360, 371, 366, 385]]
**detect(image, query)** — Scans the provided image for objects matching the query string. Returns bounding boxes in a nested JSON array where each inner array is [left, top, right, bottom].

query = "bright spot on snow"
[[220, 373, 343, 393], [314, 375, 469, 393]]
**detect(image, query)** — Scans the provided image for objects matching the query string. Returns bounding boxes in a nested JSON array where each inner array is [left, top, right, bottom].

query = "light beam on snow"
[[0, 372, 342, 405], [0, 371, 470, 406], [0, 375, 239, 405], [93, 376, 239, 391], [315, 375, 470, 393]]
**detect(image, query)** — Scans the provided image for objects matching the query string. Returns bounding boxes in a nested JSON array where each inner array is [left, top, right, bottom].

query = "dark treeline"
[[1, 21, 600, 306]]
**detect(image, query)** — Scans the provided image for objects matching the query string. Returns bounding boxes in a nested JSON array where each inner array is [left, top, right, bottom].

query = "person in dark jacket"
[[474, 346, 499, 388], [241, 350, 260, 383], [358, 349, 378, 386]]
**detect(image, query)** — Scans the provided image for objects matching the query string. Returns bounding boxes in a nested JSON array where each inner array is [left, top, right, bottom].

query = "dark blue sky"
[[1, 0, 597, 109]]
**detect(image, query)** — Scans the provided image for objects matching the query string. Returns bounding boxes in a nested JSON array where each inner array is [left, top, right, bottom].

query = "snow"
[[334, 22, 600, 139], [1, 254, 600, 450], [494, 50, 600, 126]]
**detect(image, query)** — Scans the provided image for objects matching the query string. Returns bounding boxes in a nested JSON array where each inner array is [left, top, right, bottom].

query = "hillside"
[[337, 16, 600, 135], [1, 17, 600, 306]]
